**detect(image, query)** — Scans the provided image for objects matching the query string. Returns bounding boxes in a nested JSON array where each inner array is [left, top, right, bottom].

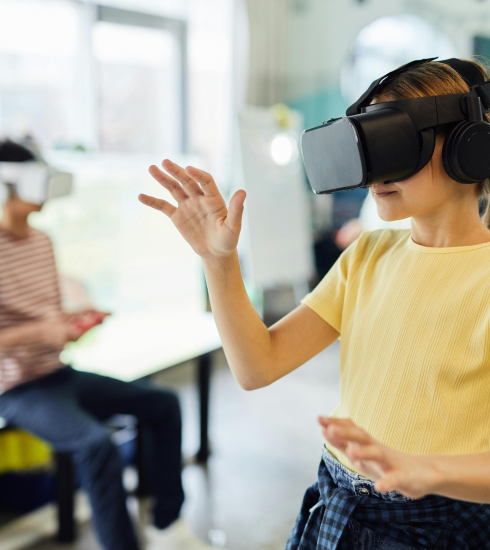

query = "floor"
[[6, 342, 341, 550]]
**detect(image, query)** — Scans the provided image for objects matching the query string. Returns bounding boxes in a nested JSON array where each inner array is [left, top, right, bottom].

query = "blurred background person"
[[0, 140, 214, 550]]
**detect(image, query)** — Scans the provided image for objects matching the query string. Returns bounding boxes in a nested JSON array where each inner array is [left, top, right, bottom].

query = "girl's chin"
[[377, 209, 411, 223]]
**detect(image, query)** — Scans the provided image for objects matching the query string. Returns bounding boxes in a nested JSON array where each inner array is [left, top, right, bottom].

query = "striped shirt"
[[0, 227, 64, 393]]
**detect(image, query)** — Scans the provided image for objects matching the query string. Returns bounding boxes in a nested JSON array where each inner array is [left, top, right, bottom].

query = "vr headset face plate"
[[301, 107, 422, 194], [0, 161, 73, 205]]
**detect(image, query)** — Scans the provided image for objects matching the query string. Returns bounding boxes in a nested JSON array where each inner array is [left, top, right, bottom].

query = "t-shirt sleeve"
[[301, 235, 363, 333]]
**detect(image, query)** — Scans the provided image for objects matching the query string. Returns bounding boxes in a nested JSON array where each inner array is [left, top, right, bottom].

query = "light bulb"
[[270, 134, 298, 166]]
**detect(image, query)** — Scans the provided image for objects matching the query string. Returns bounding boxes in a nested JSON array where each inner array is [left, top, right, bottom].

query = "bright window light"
[[93, 21, 180, 155], [93, 22, 173, 66], [0, 0, 78, 58]]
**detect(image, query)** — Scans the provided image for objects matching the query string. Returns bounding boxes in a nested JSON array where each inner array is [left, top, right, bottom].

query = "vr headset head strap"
[[347, 57, 490, 117], [438, 58, 486, 87], [346, 57, 437, 116], [439, 58, 490, 113], [473, 81, 490, 112]]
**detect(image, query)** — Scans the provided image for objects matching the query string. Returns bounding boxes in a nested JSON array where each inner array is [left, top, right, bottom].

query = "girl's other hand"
[[318, 417, 443, 499], [139, 160, 246, 261]]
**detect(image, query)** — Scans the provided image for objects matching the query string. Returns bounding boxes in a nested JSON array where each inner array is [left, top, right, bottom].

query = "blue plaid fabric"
[[285, 447, 490, 550]]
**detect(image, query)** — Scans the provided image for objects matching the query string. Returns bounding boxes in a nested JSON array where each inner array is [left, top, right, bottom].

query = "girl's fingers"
[[322, 427, 350, 452], [162, 160, 204, 197], [318, 417, 358, 431], [321, 422, 373, 446], [319, 417, 356, 427], [226, 190, 246, 233], [149, 165, 188, 203], [347, 443, 391, 472], [138, 194, 177, 217], [375, 472, 403, 494], [185, 166, 220, 197]]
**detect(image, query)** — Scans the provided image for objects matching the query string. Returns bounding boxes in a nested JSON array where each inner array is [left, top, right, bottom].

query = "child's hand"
[[318, 417, 443, 499], [38, 317, 85, 348], [139, 160, 246, 261], [66, 310, 110, 335]]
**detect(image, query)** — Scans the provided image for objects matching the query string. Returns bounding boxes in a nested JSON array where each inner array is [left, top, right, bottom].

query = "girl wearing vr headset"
[[140, 58, 490, 549]]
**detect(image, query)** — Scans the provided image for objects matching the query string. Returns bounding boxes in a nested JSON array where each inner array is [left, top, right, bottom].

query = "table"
[[62, 308, 222, 462]]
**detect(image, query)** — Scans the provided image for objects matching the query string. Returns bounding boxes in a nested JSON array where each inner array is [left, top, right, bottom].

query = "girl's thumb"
[[227, 190, 246, 231]]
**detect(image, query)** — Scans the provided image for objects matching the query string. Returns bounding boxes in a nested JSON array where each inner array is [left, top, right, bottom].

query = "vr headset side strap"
[[364, 97, 437, 130], [434, 94, 468, 126], [474, 81, 490, 112], [366, 94, 469, 131]]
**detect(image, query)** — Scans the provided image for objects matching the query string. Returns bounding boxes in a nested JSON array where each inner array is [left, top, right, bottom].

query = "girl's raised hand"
[[318, 417, 442, 499], [139, 160, 246, 260]]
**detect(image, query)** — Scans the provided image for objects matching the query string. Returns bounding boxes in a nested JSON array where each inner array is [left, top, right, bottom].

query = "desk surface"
[[61, 309, 222, 382]]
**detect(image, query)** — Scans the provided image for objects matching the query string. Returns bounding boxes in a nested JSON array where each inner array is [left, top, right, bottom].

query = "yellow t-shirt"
[[302, 229, 490, 473]]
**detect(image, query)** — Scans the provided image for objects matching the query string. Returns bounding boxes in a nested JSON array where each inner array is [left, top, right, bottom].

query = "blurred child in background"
[[0, 140, 213, 550]]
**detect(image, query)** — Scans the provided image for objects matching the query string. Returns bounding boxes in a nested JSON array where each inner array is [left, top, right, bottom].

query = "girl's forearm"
[[202, 251, 275, 390], [429, 452, 490, 503]]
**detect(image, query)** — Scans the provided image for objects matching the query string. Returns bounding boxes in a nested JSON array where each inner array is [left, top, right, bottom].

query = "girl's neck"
[[410, 202, 490, 248], [0, 208, 30, 239]]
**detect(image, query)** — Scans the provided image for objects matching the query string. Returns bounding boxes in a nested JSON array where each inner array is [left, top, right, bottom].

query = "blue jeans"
[[287, 446, 490, 549], [323, 449, 419, 549], [0, 366, 184, 550]]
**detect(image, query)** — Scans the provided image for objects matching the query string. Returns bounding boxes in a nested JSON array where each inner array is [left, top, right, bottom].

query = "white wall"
[[287, 0, 490, 101]]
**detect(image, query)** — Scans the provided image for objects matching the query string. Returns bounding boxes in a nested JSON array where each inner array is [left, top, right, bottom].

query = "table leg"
[[55, 452, 76, 542], [197, 352, 212, 463], [135, 424, 151, 498]]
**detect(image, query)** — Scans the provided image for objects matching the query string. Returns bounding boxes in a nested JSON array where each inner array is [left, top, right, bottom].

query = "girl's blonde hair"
[[375, 59, 490, 229]]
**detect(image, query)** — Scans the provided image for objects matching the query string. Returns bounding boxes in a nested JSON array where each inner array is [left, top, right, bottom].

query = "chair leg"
[[55, 452, 76, 543]]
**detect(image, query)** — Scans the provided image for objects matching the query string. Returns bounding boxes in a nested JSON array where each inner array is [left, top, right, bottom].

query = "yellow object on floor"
[[0, 430, 52, 475]]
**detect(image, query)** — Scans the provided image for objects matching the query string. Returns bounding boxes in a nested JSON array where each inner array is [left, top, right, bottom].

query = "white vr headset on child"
[[0, 161, 73, 205]]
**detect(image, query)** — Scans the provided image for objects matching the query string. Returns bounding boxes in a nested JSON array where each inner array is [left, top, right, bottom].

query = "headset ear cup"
[[442, 121, 490, 183], [441, 129, 453, 180]]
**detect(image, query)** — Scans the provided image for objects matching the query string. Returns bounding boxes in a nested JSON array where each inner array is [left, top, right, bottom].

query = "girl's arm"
[[139, 161, 339, 391], [319, 417, 490, 503]]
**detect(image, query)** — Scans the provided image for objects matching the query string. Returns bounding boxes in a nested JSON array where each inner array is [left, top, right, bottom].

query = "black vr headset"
[[301, 57, 490, 194]]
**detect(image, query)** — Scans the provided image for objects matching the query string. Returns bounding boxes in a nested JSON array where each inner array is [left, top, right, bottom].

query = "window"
[[0, 0, 186, 154], [0, 0, 81, 148], [0, 0, 236, 317], [94, 22, 180, 155]]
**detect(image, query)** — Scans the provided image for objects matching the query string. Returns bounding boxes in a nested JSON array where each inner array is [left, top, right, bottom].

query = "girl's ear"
[[430, 134, 450, 179], [433, 133, 446, 154]]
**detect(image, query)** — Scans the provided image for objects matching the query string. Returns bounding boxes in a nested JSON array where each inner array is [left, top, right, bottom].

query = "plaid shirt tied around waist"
[[285, 447, 490, 550]]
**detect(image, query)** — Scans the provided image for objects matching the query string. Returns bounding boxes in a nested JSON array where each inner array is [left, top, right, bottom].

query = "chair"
[[0, 417, 149, 543]]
